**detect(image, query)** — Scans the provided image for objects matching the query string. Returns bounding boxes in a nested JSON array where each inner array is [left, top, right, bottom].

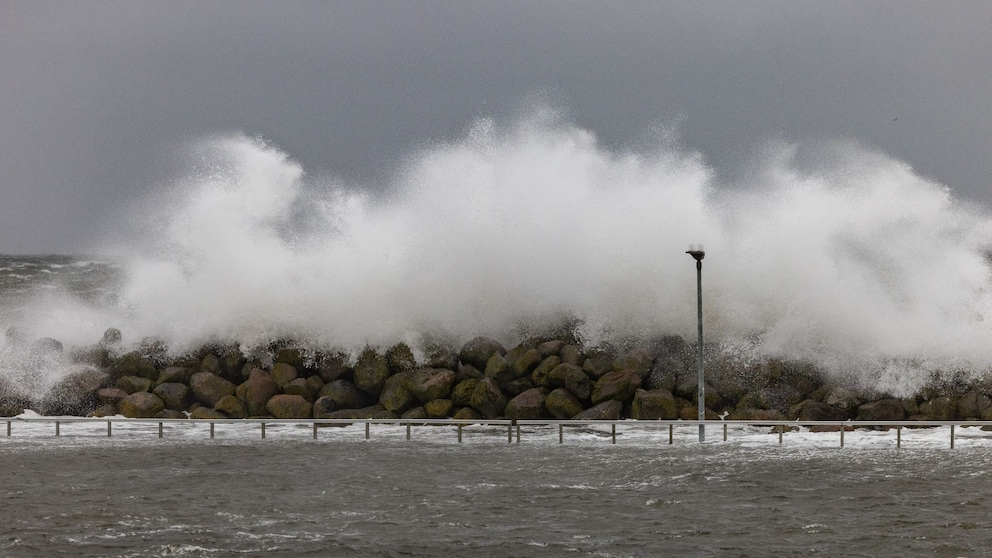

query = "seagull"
[[719, 411, 729, 420]]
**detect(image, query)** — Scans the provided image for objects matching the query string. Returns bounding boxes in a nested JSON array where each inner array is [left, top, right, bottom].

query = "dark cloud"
[[2, 0, 991, 253]]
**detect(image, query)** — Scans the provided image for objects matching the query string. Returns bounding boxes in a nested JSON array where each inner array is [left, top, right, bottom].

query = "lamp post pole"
[[686, 245, 705, 442]]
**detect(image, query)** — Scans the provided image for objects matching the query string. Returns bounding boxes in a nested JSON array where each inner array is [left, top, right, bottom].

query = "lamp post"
[[686, 245, 705, 442]]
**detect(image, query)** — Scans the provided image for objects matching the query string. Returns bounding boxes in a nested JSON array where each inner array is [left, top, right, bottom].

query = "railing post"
[[406, 422, 411, 441], [559, 424, 563, 444], [312, 423, 317, 440], [951, 425, 955, 449], [611, 424, 616, 445], [365, 422, 370, 440], [897, 426, 901, 449], [6, 420, 9, 437], [210, 423, 215, 439], [507, 423, 512, 443], [669, 423, 673, 445], [723, 423, 727, 441], [55, 421, 60, 436], [840, 426, 844, 448], [458, 424, 463, 443], [108, 421, 112, 437], [261, 422, 266, 439], [516, 422, 521, 444], [158, 422, 163, 439]]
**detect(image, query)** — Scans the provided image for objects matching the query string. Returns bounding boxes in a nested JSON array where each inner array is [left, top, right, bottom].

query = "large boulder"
[[545, 388, 584, 419], [190, 372, 236, 408], [318, 379, 373, 410], [631, 388, 679, 420], [530, 356, 561, 387], [591, 369, 641, 405], [189, 407, 226, 420], [424, 398, 454, 418], [153, 382, 189, 411], [459, 337, 506, 370], [270, 363, 298, 388], [574, 400, 623, 420], [423, 344, 459, 371], [511, 349, 543, 378], [504, 388, 546, 420], [451, 379, 480, 407], [957, 390, 992, 419], [199, 354, 222, 375], [214, 395, 247, 418], [283, 377, 321, 402], [385, 342, 418, 373], [614, 346, 654, 377], [323, 404, 388, 420], [380, 371, 417, 413], [920, 396, 956, 420], [408, 368, 456, 403], [119, 392, 165, 418], [582, 353, 614, 379], [353, 349, 391, 396], [312, 396, 337, 419], [537, 340, 565, 358], [789, 400, 847, 421], [40, 367, 109, 415], [559, 345, 583, 366], [116, 375, 153, 394], [317, 352, 351, 383], [857, 399, 906, 421], [470, 377, 507, 419], [110, 351, 158, 380], [96, 387, 128, 406], [484, 353, 515, 387], [156, 367, 194, 386], [548, 364, 591, 401], [266, 394, 312, 419], [237, 368, 280, 416]]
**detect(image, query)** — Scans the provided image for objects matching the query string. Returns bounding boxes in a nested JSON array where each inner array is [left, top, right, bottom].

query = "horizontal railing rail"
[[3, 417, 991, 448]]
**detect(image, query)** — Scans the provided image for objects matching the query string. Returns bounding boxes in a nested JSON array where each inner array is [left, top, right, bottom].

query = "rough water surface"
[[1, 423, 991, 557]]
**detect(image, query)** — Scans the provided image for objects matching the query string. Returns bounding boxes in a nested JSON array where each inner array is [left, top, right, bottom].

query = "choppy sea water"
[[1, 421, 991, 557]]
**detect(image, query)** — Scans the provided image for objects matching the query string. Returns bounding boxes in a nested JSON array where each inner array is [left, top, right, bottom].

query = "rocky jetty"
[[4, 328, 992, 425]]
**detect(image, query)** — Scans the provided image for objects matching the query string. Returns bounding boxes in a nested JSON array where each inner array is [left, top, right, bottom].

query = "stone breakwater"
[[3, 328, 992, 425]]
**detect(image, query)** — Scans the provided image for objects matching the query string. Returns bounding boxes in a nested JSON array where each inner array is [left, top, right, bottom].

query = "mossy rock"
[[470, 377, 507, 419], [116, 375, 153, 394], [120, 392, 165, 418], [631, 388, 679, 420], [215, 395, 247, 418], [266, 394, 312, 419], [153, 382, 189, 411], [110, 351, 158, 380], [451, 379, 480, 407], [504, 388, 546, 420], [545, 388, 583, 419], [459, 337, 506, 370], [424, 398, 454, 418], [353, 348, 391, 396], [380, 371, 417, 413], [531, 356, 561, 387], [386, 342, 418, 373]]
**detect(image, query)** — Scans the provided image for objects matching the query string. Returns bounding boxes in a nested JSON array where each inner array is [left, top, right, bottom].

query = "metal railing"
[[4, 417, 991, 448]]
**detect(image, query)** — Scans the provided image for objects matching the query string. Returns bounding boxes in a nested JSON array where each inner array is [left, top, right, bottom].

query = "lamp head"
[[686, 244, 705, 261]]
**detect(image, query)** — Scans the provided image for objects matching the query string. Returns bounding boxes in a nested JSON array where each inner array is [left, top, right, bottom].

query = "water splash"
[[6, 109, 992, 395]]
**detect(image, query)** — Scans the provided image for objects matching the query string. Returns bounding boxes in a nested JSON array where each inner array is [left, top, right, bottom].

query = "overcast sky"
[[1, 1, 991, 254]]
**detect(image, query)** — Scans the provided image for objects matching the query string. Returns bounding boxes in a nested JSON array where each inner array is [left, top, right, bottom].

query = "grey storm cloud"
[[1, 0, 991, 254]]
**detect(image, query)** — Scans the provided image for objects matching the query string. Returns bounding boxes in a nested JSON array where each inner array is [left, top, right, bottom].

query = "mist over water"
[[5, 109, 992, 394]]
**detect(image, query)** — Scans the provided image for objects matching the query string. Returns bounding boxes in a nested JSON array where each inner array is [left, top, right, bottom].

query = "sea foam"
[[7, 109, 992, 394]]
